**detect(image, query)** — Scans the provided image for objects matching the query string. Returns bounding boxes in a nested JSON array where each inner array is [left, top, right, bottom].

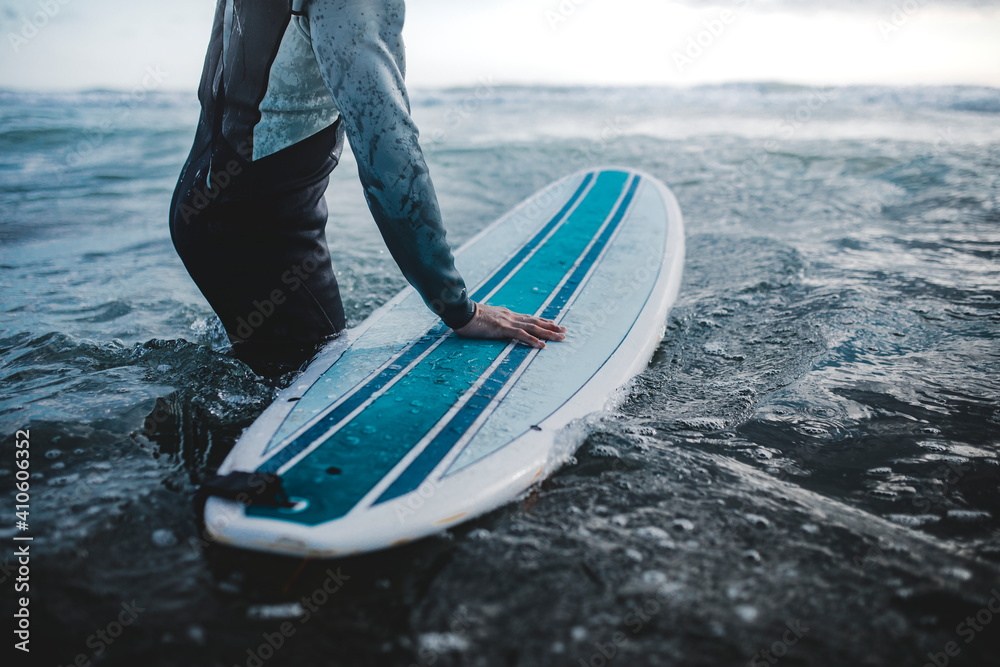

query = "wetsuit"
[[169, 0, 475, 374]]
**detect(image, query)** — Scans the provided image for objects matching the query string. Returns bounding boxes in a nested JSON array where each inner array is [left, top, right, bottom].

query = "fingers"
[[536, 320, 567, 335], [508, 326, 545, 349], [453, 302, 568, 349], [505, 317, 566, 349], [520, 322, 565, 342], [512, 313, 567, 334]]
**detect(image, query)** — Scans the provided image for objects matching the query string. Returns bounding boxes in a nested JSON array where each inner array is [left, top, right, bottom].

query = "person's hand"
[[453, 302, 567, 349]]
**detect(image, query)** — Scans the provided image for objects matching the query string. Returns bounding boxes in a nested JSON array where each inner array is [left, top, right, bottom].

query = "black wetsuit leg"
[[169, 117, 347, 377]]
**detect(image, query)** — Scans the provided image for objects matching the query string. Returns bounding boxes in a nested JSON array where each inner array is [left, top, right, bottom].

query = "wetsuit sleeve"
[[304, 0, 476, 329]]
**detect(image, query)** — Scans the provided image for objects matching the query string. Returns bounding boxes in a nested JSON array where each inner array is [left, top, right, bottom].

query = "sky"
[[0, 0, 998, 91]]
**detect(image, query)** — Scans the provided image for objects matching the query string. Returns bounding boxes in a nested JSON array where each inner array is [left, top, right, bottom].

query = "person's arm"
[[305, 0, 565, 347]]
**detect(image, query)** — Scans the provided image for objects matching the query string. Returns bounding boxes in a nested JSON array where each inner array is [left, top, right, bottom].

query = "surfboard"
[[203, 167, 684, 556]]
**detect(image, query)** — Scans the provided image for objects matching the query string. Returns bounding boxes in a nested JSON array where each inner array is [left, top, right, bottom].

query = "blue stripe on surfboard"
[[255, 172, 595, 472], [247, 170, 631, 525], [373, 341, 535, 504], [469, 172, 596, 301], [541, 175, 642, 320], [373, 176, 642, 504], [257, 328, 446, 474]]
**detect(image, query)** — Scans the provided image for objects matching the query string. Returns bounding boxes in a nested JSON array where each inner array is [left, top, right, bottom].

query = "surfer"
[[169, 0, 565, 376]]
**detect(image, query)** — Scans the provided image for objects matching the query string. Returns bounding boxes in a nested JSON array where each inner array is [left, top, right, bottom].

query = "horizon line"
[[2, 80, 999, 96]]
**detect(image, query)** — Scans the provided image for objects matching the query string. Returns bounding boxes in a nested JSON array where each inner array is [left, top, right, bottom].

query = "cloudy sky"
[[1, 0, 998, 91]]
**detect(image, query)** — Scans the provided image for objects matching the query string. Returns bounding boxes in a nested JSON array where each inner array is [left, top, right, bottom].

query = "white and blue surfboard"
[[204, 167, 684, 556]]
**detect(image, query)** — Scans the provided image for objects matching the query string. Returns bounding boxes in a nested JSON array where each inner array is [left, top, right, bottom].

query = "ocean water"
[[1, 83, 999, 666]]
